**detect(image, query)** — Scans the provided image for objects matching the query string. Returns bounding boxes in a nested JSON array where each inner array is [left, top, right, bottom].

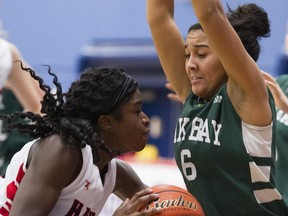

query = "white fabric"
[[0, 38, 12, 90], [0, 140, 117, 215], [242, 121, 273, 158]]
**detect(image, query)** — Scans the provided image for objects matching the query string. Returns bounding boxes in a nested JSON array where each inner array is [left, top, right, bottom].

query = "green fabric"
[[275, 75, 288, 206], [173, 84, 288, 215], [0, 89, 32, 176]]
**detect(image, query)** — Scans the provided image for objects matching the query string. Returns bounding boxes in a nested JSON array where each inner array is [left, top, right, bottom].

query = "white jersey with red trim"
[[0, 139, 117, 216], [0, 38, 12, 90]]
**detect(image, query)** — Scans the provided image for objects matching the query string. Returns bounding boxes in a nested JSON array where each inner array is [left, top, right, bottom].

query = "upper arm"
[[113, 159, 147, 200], [5, 42, 44, 114], [146, 0, 191, 102], [262, 71, 288, 113], [191, 1, 271, 125], [10, 138, 82, 216]]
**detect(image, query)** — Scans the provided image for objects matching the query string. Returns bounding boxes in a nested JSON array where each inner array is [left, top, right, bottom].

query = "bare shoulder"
[[30, 135, 81, 163], [28, 134, 83, 187]]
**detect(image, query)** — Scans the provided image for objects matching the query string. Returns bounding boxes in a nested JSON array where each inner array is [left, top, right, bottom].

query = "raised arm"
[[190, 0, 271, 125], [5, 42, 43, 114], [146, 0, 191, 103], [262, 71, 288, 113]]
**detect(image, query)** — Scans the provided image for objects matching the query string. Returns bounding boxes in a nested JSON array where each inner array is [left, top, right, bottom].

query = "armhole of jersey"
[[105, 159, 117, 191], [22, 140, 38, 172]]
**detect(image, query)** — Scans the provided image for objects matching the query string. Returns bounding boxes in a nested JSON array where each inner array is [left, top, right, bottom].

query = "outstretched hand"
[[112, 188, 161, 216], [262, 70, 288, 113]]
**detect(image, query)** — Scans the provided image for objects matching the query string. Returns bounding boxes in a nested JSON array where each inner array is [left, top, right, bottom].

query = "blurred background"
[[1, 0, 288, 159]]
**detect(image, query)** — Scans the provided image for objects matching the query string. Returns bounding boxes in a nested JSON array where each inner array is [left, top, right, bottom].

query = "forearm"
[[114, 159, 148, 200], [190, 0, 223, 21], [146, 0, 174, 28], [146, 0, 191, 101], [271, 88, 288, 113]]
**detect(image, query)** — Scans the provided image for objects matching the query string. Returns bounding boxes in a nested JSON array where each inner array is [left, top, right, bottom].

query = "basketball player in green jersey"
[[263, 72, 288, 206], [0, 29, 43, 176], [166, 70, 288, 210], [147, 0, 288, 215], [0, 90, 33, 176]]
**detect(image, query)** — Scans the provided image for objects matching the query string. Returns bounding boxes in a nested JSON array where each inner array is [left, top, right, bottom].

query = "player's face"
[[111, 89, 150, 154], [185, 29, 228, 101]]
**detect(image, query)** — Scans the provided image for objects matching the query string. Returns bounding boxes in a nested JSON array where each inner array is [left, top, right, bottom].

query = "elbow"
[[146, 13, 154, 29], [146, 1, 156, 27], [146, 10, 163, 29], [146, 0, 174, 29], [196, 5, 222, 23]]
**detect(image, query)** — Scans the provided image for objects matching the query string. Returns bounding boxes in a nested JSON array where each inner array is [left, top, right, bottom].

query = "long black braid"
[[0, 62, 138, 163]]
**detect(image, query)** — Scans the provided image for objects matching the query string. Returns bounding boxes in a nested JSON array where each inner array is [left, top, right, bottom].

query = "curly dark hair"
[[0, 62, 138, 162], [188, 3, 270, 62]]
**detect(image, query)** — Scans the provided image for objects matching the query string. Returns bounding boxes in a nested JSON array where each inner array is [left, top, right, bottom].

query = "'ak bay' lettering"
[[174, 117, 222, 146]]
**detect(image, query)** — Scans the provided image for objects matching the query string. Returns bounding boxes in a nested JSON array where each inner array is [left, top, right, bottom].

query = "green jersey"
[[174, 84, 288, 216], [0, 89, 32, 176], [275, 75, 288, 206]]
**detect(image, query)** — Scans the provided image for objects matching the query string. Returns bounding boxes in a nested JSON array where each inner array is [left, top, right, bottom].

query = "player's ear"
[[98, 115, 113, 131]]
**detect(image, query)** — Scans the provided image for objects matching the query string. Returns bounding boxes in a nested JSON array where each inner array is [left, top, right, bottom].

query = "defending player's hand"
[[165, 82, 182, 103], [112, 188, 161, 216], [262, 70, 288, 112]]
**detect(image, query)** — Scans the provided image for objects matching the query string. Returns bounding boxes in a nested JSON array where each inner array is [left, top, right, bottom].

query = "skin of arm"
[[146, 0, 191, 103], [10, 135, 82, 216], [112, 188, 160, 216], [190, 0, 271, 126], [147, 0, 272, 125], [166, 70, 288, 114], [5, 42, 44, 114], [113, 159, 148, 200], [10, 142, 161, 216], [262, 71, 288, 113], [112, 159, 161, 215]]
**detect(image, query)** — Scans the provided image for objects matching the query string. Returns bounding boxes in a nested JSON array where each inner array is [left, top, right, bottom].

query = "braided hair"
[[0, 63, 138, 162]]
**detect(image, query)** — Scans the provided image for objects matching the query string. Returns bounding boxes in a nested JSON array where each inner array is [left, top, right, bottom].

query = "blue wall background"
[[0, 0, 288, 90], [1, 0, 288, 157]]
